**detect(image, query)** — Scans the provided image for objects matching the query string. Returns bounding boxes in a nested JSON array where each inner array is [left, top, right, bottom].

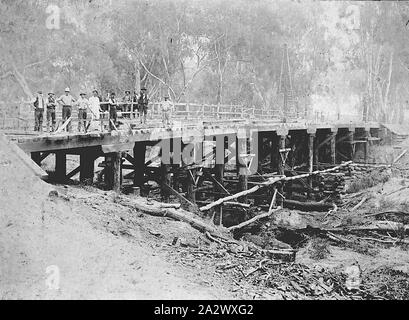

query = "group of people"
[[33, 88, 104, 133], [32, 87, 173, 133], [105, 88, 150, 130]]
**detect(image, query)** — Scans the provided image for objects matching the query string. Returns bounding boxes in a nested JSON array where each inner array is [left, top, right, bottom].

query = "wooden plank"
[[54, 116, 72, 134], [162, 183, 199, 213], [40, 151, 50, 162], [208, 173, 230, 195], [66, 165, 80, 179]]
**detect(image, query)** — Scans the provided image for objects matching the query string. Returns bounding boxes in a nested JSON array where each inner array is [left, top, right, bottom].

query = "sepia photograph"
[[1, 0, 409, 305]]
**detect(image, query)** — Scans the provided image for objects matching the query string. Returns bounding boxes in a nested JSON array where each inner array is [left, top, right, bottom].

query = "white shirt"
[[77, 97, 89, 110], [161, 100, 173, 112], [88, 96, 100, 119]]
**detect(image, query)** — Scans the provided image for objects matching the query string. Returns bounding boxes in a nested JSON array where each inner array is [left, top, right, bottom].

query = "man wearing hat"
[[76, 92, 89, 133], [161, 95, 173, 127], [132, 90, 139, 119], [57, 87, 76, 132], [122, 90, 132, 118], [138, 87, 149, 125], [33, 90, 45, 132], [108, 92, 118, 131], [45, 92, 57, 132]]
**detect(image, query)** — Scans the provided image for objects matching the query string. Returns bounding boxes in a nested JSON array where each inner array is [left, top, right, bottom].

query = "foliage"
[[1, 0, 409, 122]]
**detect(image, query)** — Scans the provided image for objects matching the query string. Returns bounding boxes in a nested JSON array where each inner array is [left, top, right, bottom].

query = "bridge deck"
[[7, 119, 380, 154]]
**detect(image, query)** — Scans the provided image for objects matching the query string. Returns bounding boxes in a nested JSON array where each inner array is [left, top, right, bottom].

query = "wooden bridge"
[[1, 100, 384, 216]]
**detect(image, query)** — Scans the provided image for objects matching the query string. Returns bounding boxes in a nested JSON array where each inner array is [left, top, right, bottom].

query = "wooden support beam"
[[237, 136, 248, 203], [66, 165, 80, 179], [314, 132, 324, 170], [105, 152, 122, 192], [330, 132, 336, 165], [363, 130, 369, 164], [316, 133, 334, 151], [55, 151, 66, 181], [258, 132, 264, 173], [173, 166, 180, 191], [277, 135, 286, 206], [161, 163, 172, 202], [40, 151, 50, 162], [348, 131, 355, 160], [80, 150, 95, 184], [31, 152, 41, 166], [113, 152, 122, 193], [162, 183, 199, 212], [277, 135, 286, 176], [308, 133, 315, 174], [133, 141, 146, 188], [270, 133, 278, 172], [124, 153, 135, 165], [186, 168, 196, 203], [209, 171, 230, 195]]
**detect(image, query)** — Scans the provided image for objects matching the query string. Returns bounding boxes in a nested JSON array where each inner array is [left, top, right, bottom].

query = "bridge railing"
[[1, 100, 365, 133]]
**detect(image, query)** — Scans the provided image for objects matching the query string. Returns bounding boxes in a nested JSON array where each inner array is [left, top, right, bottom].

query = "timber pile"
[[340, 164, 390, 195], [316, 173, 345, 204], [200, 161, 353, 212], [283, 172, 346, 205]]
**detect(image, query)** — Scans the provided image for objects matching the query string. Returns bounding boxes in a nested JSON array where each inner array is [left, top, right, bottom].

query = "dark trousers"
[[34, 109, 44, 132], [109, 107, 117, 131], [62, 105, 72, 132], [78, 109, 87, 132], [139, 106, 147, 124], [46, 107, 56, 132]]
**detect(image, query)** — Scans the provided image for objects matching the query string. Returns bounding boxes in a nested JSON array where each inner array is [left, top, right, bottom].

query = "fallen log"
[[116, 196, 225, 236], [325, 221, 409, 233], [224, 201, 251, 208], [283, 199, 333, 212], [160, 203, 181, 209], [365, 210, 409, 218], [228, 207, 281, 232], [200, 161, 353, 212]]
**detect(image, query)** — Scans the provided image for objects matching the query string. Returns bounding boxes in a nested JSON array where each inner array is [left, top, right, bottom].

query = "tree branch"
[[0, 70, 13, 80], [139, 57, 177, 99]]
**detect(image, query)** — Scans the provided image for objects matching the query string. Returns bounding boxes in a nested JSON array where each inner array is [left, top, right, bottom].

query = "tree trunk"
[[134, 61, 140, 93]]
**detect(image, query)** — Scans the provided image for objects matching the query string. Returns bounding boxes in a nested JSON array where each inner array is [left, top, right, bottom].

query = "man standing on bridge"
[[33, 90, 45, 132], [132, 90, 139, 119], [88, 90, 102, 120], [161, 95, 173, 127], [138, 87, 149, 125], [122, 90, 132, 118], [45, 92, 56, 133], [108, 92, 118, 131], [57, 87, 76, 133], [76, 92, 89, 133]]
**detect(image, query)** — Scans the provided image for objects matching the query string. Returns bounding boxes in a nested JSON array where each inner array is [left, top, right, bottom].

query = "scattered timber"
[[200, 161, 353, 212], [228, 190, 279, 232]]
